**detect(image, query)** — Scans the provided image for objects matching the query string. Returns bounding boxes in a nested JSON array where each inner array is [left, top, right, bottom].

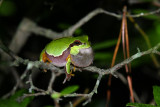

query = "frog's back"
[[45, 37, 75, 57]]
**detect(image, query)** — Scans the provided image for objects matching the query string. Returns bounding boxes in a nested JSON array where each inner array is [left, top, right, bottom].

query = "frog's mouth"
[[70, 47, 94, 67]]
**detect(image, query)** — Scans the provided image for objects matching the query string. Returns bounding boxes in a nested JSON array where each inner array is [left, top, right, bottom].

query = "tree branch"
[[128, 8, 160, 18], [6, 7, 160, 55], [1, 40, 160, 106], [26, 8, 160, 39], [47, 71, 56, 93]]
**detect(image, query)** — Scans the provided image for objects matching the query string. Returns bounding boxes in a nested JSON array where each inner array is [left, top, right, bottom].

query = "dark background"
[[0, 0, 160, 107]]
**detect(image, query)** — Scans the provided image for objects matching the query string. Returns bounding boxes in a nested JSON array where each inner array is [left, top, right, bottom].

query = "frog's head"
[[70, 36, 94, 67], [70, 36, 91, 55]]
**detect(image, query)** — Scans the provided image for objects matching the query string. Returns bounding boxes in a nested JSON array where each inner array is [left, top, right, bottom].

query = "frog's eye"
[[73, 40, 82, 46], [70, 40, 82, 47]]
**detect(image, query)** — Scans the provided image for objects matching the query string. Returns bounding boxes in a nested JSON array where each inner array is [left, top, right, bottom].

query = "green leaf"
[[60, 85, 79, 95], [58, 23, 70, 30], [155, 24, 160, 35], [51, 85, 79, 99], [44, 105, 54, 107], [0, 89, 33, 107], [0, 1, 16, 16], [92, 39, 117, 51], [51, 92, 61, 99], [153, 86, 160, 106], [126, 103, 156, 107], [94, 52, 112, 60], [75, 28, 83, 35], [126, 86, 160, 107]]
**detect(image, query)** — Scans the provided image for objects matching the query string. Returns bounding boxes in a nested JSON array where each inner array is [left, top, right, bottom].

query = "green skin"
[[40, 35, 91, 74]]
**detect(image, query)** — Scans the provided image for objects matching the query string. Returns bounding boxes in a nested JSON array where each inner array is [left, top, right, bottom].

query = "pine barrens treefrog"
[[40, 36, 93, 83]]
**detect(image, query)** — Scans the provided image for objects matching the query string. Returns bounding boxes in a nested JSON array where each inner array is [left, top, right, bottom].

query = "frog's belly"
[[46, 48, 70, 67]]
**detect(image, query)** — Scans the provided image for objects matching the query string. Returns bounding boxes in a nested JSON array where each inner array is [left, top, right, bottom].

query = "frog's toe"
[[73, 66, 76, 72], [43, 69, 47, 72], [70, 73, 75, 76], [63, 73, 72, 84]]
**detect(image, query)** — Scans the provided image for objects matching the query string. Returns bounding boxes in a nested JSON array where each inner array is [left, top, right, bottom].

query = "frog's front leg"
[[42, 52, 52, 72], [42, 52, 52, 63], [63, 55, 74, 83]]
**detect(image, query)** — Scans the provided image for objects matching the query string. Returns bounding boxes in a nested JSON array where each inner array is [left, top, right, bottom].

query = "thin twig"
[[2, 68, 22, 99], [128, 8, 160, 18], [128, 14, 160, 68], [17, 92, 47, 102], [61, 8, 121, 36], [104, 43, 160, 75], [27, 72, 45, 93], [54, 99, 60, 107], [9, 18, 33, 54], [2, 67, 32, 99], [83, 74, 102, 106], [63, 74, 103, 105], [0, 0, 3, 6], [72, 89, 89, 107], [47, 71, 56, 93], [0, 40, 18, 60], [27, 20, 61, 39]]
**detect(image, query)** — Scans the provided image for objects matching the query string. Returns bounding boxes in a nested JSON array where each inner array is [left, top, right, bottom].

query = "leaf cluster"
[[126, 86, 160, 107], [0, 90, 33, 107]]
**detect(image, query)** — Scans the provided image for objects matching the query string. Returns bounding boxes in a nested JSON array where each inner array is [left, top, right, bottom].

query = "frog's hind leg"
[[63, 69, 75, 84]]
